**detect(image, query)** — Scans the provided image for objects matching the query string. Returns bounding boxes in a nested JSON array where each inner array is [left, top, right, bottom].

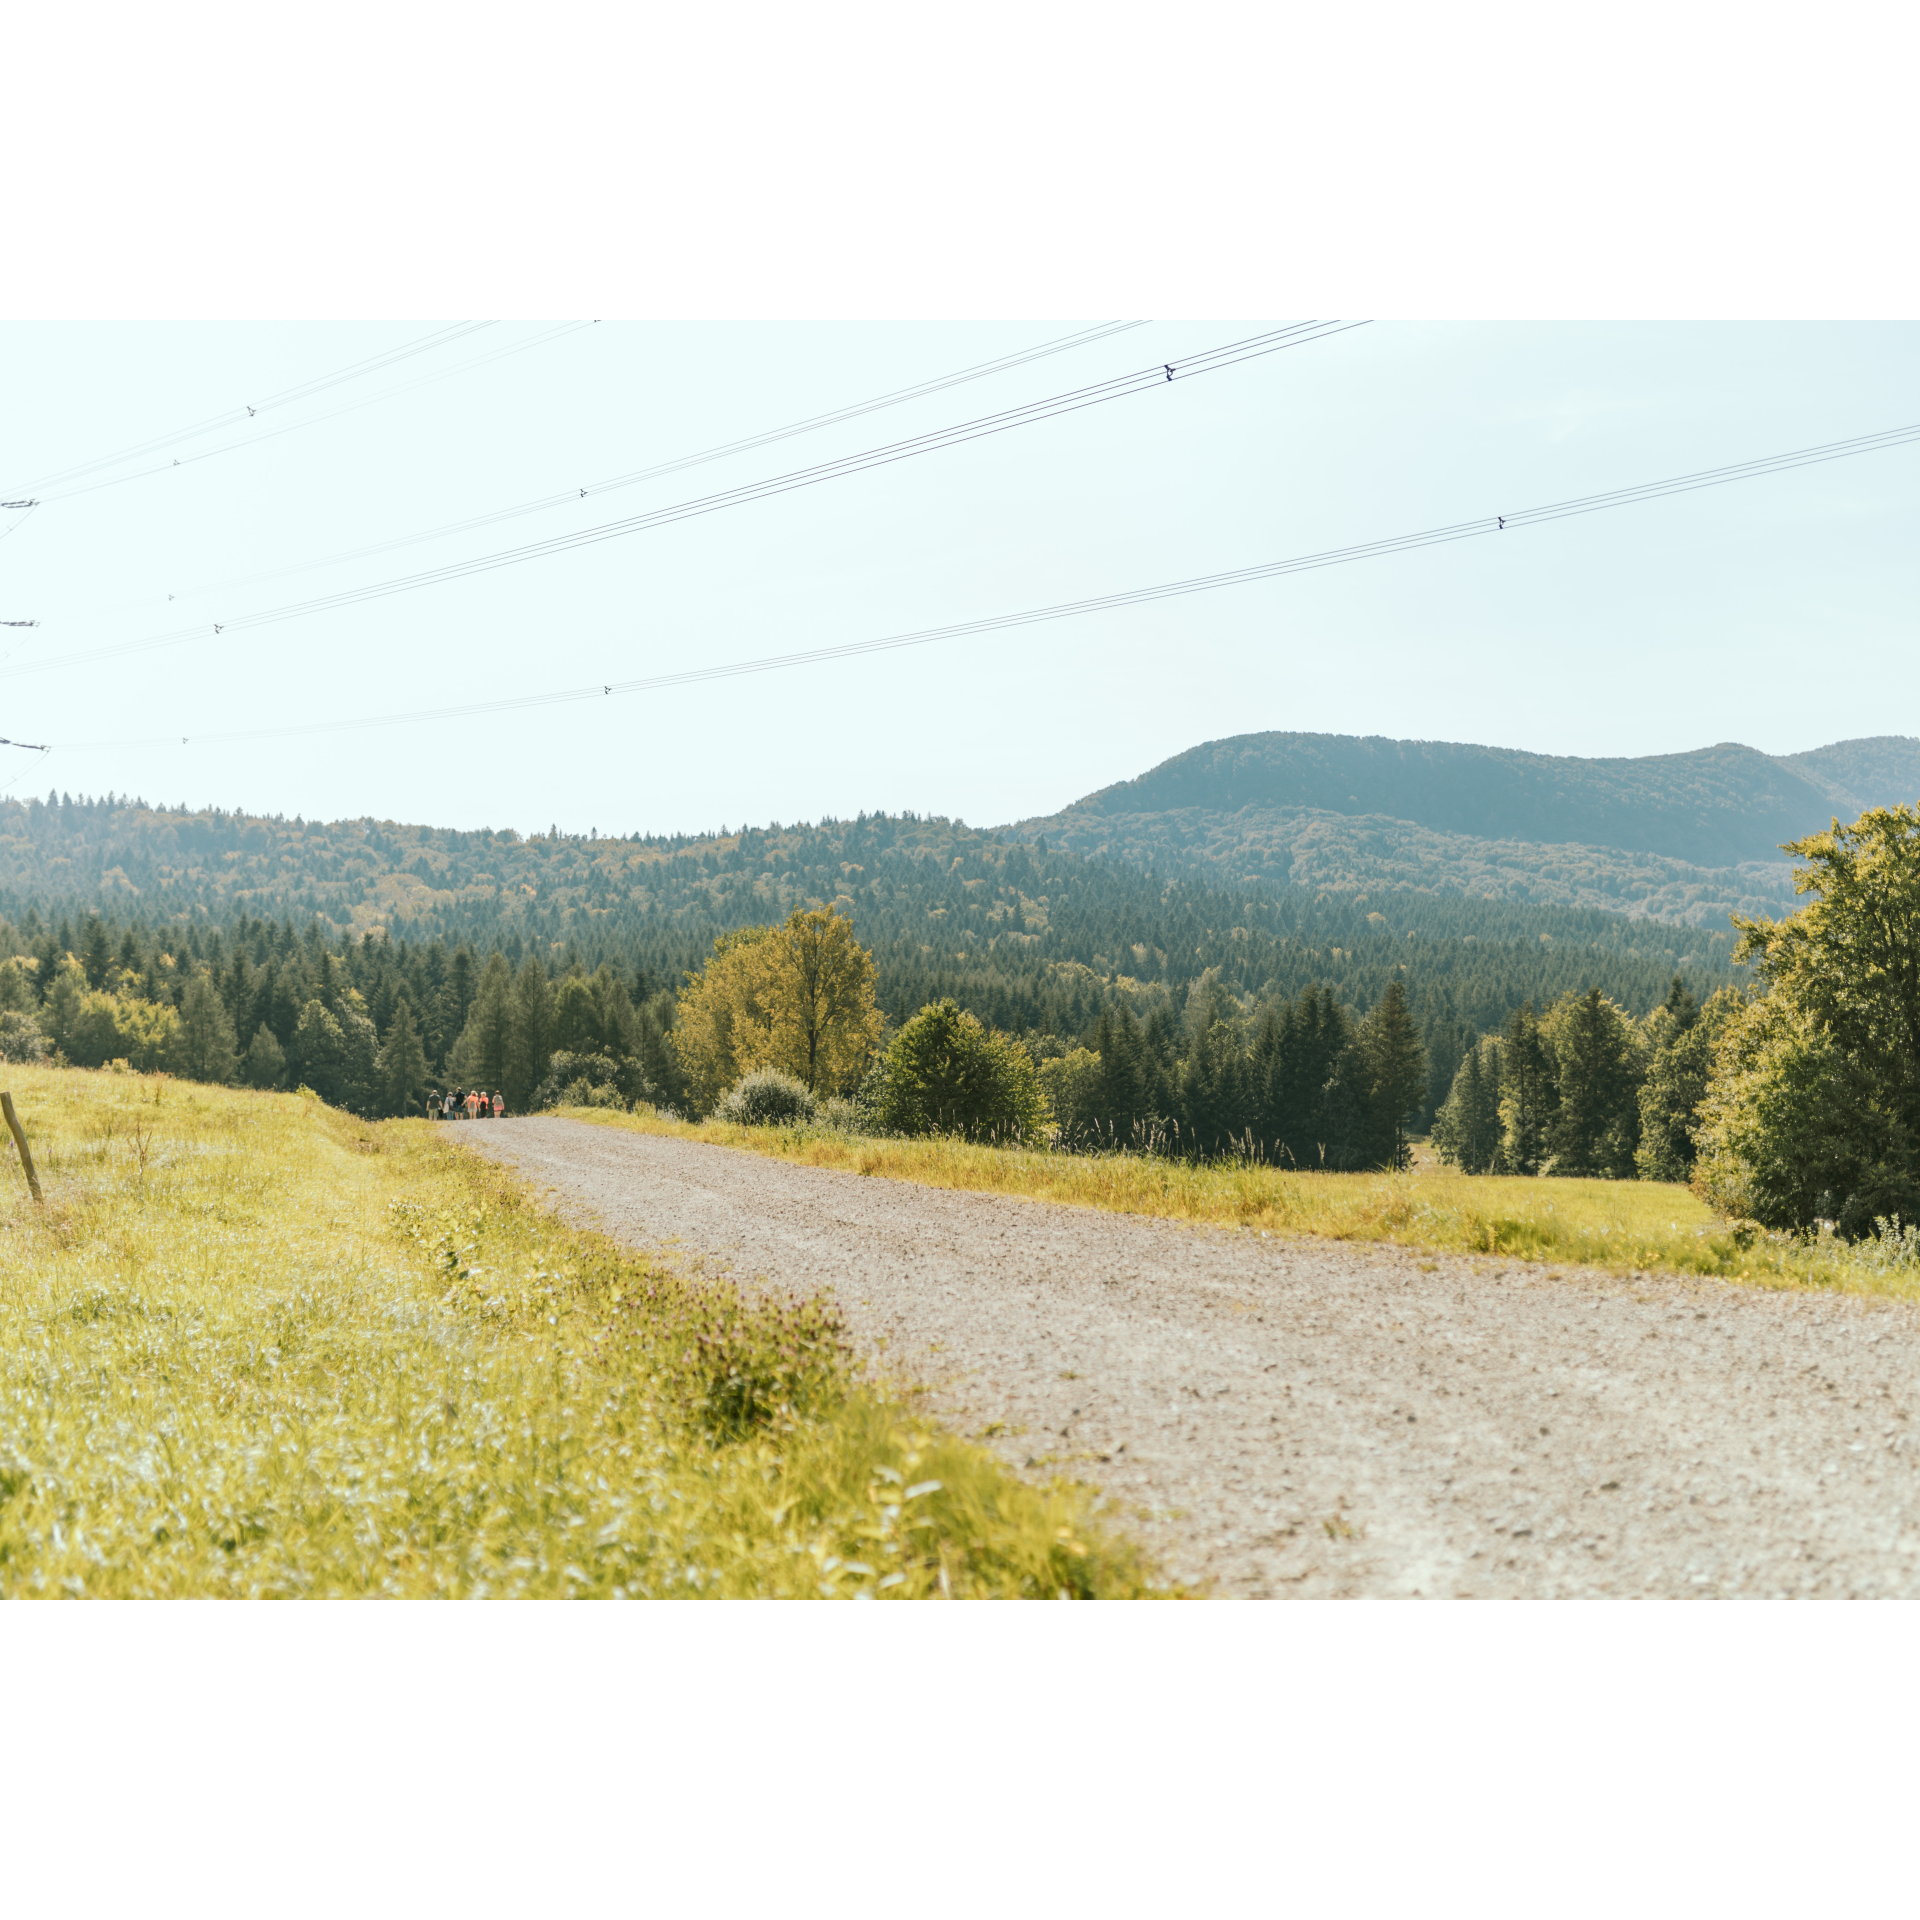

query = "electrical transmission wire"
[[49, 412, 1920, 752], [4, 323, 496, 499], [50, 415, 1920, 750], [6, 322, 1365, 680], [29, 322, 600, 506], [137, 321, 1152, 608]]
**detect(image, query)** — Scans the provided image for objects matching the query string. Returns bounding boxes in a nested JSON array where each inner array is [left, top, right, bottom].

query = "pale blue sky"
[[1, 320, 1914, 837]]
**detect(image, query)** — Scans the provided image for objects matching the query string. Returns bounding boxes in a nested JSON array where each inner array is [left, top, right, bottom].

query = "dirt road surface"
[[464, 1118, 1920, 1597]]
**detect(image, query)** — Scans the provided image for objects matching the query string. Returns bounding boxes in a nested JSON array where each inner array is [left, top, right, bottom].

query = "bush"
[[0, 1010, 47, 1065], [530, 1049, 650, 1112], [875, 998, 1049, 1144], [717, 1067, 817, 1127]]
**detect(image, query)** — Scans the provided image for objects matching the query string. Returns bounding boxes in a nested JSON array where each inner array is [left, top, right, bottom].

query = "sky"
[[0, 319, 1914, 839]]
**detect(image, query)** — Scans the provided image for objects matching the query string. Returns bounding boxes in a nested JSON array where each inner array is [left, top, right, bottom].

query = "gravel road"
[[464, 1118, 1920, 1597]]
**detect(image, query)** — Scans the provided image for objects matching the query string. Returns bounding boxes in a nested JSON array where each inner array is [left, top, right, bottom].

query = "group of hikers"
[[428, 1088, 505, 1120]]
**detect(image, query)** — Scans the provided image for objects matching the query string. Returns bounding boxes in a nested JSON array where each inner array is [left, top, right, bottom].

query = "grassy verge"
[[558, 1106, 1920, 1303], [0, 1065, 1159, 1598]]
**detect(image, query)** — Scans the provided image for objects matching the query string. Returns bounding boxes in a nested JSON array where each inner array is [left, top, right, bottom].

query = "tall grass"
[[0, 1066, 1158, 1598], [564, 1106, 1920, 1303]]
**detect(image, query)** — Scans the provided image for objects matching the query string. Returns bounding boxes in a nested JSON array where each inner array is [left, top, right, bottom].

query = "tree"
[[450, 953, 513, 1090], [1697, 804, 1920, 1234], [505, 958, 554, 1108], [1636, 988, 1736, 1182], [1176, 1017, 1251, 1158], [375, 998, 430, 1117], [552, 971, 602, 1054], [1497, 1003, 1558, 1176], [173, 971, 238, 1083], [1433, 1038, 1503, 1173], [1543, 988, 1641, 1177], [876, 998, 1049, 1143], [765, 908, 886, 1094], [242, 1024, 287, 1090], [1358, 977, 1428, 1169], [1038, 1047, 1104, 1148], [289, 999, 347, 1102], [1732, 803, 1920, 1143], [672, 912, 884, 1112], [81, 916, 111, 990]]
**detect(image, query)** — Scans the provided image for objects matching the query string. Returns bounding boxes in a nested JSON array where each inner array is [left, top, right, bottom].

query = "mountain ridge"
[[1007, 732, 1920, 924]]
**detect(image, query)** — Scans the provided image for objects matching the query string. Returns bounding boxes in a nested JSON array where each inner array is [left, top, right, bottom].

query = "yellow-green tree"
[[673, 909, 885, 1111]]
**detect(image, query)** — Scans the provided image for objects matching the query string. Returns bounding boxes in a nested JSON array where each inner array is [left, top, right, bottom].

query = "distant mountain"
[[1008, 733, 1920, 926]]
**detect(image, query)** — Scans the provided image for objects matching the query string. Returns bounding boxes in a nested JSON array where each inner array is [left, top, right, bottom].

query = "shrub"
[[530, 1049, 650, 1112], [718, 1067, 817, 1127], [0, 1010, 47, 1065], [875, 998, 1049, 1144]]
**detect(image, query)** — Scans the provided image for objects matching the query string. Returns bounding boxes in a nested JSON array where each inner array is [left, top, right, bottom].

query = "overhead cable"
[[10, 322, 1365, 679], [53, 414, 1920, 752], [7, 323, 495, 497], [34, 322, 601, 506], [139, 321, 1152, 607]]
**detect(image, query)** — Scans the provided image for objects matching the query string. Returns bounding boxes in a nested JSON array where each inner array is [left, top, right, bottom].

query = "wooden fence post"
[[2, 1091, 43, 1203]]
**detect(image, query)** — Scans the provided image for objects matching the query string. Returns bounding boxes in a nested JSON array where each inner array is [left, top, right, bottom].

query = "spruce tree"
[[451, 954, 514, 1090], [1498, 1003, 1558, 1176], [375, 999, 430, 1117], [82, 917, 111, 990], [505, 959, 555, 1108], [1359, 978, 1428, 1169], [243, 1024, 287, 1090], [173, 972, 239, 1084]]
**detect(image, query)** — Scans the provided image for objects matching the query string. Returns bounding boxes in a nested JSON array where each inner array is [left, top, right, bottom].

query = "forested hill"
[[1009, 732, 1920, 924], [0, 791, 1730, 1043], [1043, 732, 1920, 864]]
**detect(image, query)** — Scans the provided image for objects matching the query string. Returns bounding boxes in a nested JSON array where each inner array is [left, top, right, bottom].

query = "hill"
[[0, 791, 1730, 1062], [1008, 732, 1920, 924]]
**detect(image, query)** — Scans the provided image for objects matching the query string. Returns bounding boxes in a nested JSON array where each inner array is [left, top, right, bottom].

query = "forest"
[[0, 790, 1734, 1131], [0, 789, 1912, 1242]]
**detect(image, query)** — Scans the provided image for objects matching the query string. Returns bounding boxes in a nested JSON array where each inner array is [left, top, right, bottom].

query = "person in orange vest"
[[465, 1088, 479, 1120], [492, 1090, 505, 1118]]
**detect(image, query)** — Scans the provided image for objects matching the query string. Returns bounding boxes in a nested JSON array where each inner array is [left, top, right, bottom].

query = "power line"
[[7, 322, 1365, 680], [53, 414, 1920, 753], [90, 321, 1151, 611], [5, 322, 496, 498], [31, 322, 602, 506]]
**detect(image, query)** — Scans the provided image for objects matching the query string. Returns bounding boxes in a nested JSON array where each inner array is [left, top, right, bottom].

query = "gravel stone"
[[464, 1118, 1920, 1598]]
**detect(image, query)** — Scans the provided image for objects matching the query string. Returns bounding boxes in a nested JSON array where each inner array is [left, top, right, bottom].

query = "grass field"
[[0, 1066, 1159, 1598], [561, 1107, 1920, 1303]]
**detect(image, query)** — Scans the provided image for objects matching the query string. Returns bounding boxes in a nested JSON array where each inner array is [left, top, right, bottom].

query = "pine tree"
[[1545, 987, 1641, 1177], [1433, 1038, 1504, 1173], [173, 972, 239, 1084], [375, 998, 430, 1117], [505, 958, 555, 1108], [82, 916, 111, 990], [1498, 1003, 1558, 1176], [289, 1000, 346, 1102], [1359, 977, 1428, 1168], [242, 1024, 287, 1090], [451, 953, 514, 1090]]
